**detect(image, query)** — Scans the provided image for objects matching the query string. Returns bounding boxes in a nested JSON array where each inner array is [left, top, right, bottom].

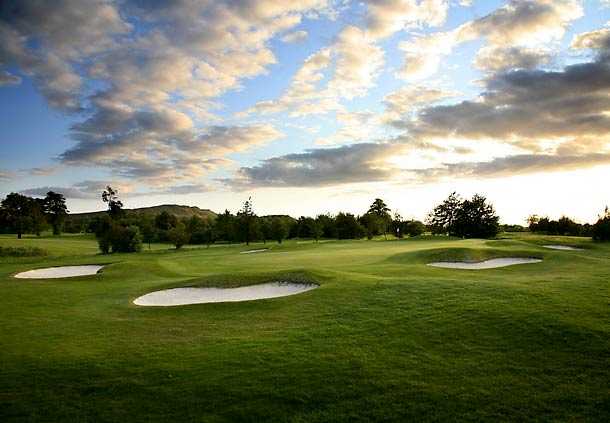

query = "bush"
[[168, 223, 189, 249], [0, 246, 47, 257], [98, 236, 111, 254], [111, 225, 142, 253]]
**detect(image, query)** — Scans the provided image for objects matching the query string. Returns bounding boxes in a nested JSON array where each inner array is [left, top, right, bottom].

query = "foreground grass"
[[0, 233, 608, 421]]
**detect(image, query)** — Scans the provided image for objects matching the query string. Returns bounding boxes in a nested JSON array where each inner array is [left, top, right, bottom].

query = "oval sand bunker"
[[427, 258, 541, 270], [543, 245, 583, 251], [134, 282, 318, 306], [14, 265, 104, 279]]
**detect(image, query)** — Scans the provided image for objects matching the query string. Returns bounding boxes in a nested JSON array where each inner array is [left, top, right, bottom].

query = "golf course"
[[1, 233, 608, 422]]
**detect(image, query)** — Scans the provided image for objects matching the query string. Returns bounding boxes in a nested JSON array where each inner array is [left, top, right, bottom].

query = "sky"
[[1, 0, 610, 224]]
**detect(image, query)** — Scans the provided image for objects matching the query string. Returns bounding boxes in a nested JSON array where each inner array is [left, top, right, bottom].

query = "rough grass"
[[0, 246, 47, 257], [0, 233, 608, 422]]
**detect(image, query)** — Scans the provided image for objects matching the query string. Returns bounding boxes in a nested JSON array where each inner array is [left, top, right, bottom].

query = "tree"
[[139, 216, 156, 249], [311, 219, 323, 242], [110, 225, 142, 253], [102, 186, 124, 219], [368, 198, 391, 239], [453, 194, 500, 238], [427, 192, 461, 235], [1, 193, 32, 239], [237, 197, 257, 245], [43, 191, 68, 235], [359, 213, 380, 240], [427, 193, 499, 239], [260, 218, 272, 244], [403, 220, 425, 237], [214, 210, 236, 243], [168, 223, 189, 249], [592, 207, 610, 241], [270, 217, 288, 244], [335, 212, 365, 239], [29, 198, 47, 236]]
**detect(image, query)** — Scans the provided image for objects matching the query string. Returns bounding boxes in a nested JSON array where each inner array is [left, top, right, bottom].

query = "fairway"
[[1, 234, 608, 422]]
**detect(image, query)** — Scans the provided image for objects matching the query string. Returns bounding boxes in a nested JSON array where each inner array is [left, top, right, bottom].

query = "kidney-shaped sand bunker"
[[14, 265, 104, 279], [134, 282, 318, 307], [427, 257, 541, 270]]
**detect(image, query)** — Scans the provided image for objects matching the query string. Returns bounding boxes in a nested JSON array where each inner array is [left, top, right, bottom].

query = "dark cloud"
[[225, 142, 403, 188], [410, 153, 610, 181]]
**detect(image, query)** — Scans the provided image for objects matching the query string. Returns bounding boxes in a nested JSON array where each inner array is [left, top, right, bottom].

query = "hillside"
[[67, 204, 217, 221]]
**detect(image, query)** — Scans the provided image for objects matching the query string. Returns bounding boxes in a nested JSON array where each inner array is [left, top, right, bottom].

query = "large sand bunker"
[[14, 265, 104, 279], [427, 258, 541, 270], [543, 245, 583, 251], [133, 282, 318, 306]]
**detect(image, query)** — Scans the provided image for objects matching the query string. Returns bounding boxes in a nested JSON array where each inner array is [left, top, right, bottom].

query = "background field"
[[1, 234, 608, 422]]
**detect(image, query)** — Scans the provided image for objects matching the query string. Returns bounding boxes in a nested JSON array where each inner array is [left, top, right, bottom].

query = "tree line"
[[2, 188, 609, 252]]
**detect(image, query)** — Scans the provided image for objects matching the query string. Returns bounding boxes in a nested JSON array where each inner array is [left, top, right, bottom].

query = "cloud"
[[399, 0, 583, 79], [409, 152, 610, 182], [0, 70, 20, 86], [1, 0, 327, 186], [281, 30, 308, 43], [473, 46, 552, 72], [365, 0, 449, 39], [0, 170, 14, 181], [383, 85, 458, 126], [226, 142, 405, 188], [20, 180, 134, 199]]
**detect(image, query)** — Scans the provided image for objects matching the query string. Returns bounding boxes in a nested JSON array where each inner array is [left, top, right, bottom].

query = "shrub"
[[0, 246, 47, 257], [111, 225, 142, 253], [168, 223, 189, 249]]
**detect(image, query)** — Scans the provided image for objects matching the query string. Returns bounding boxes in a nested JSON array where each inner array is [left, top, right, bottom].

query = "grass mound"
[[389, 247, 542, 264], [0, 246, 48, 257]]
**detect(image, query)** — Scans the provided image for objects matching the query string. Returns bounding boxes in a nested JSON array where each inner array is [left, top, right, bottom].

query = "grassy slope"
[[0, 234, 608, 422]]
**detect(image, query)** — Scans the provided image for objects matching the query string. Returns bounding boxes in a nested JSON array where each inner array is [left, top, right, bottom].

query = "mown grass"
[[0, 233, 608, 422]]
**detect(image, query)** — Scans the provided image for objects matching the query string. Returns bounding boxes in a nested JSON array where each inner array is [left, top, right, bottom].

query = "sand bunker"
[[134, 282, 317, 306], [427, 258, 541, 270], [14, 265, 104, 279], [240, 248, 268, 254], [543, 245, 583, 251]]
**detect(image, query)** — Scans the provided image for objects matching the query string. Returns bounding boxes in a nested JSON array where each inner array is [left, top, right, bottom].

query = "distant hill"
[[68, 204, 217, 221]]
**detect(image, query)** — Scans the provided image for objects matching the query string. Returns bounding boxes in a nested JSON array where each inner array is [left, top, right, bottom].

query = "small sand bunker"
[[240, 248, 268, 254], [427, 257, 541, 270], [14, 265, 104, 279], [134, 282, 317, 306], [543, 245, 583, 251]]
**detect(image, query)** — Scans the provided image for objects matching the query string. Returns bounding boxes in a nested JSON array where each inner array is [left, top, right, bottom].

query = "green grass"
[[0, 233, 608, 422]]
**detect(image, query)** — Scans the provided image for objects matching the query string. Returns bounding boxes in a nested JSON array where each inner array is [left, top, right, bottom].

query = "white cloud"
[[281, 30, 309, 43]]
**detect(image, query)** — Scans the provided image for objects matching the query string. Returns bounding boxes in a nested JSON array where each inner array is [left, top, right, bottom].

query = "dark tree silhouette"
[[102, 186, 124, 219], [271, 217, 288, 244], [43, 191, 68, 235], [427, 193, 499, 238], [1, 193, 32, 239], [237, 197, 256, 245], [593, 207, 610, 241]]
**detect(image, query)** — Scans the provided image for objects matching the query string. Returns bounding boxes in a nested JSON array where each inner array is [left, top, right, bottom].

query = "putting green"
[[0, 233, 608, 422]]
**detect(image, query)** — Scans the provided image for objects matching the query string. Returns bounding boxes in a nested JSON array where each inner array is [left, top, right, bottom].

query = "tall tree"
[[43, 191, 68, 235], [30, 198, 47, 236], [102, 186, 124, 219], [237, 197, 256, 245], [427, 192, 461, 235], [367, 198, 391, 239], [1, 193, 32, 239]]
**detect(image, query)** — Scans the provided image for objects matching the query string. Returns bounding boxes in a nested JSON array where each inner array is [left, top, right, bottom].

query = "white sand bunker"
[[427, 258, 541, 270], [14, 265, 104, 279], [134, 282, 317, 306], [543, 245, 583, 251], [240, 248, 268, 254]]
